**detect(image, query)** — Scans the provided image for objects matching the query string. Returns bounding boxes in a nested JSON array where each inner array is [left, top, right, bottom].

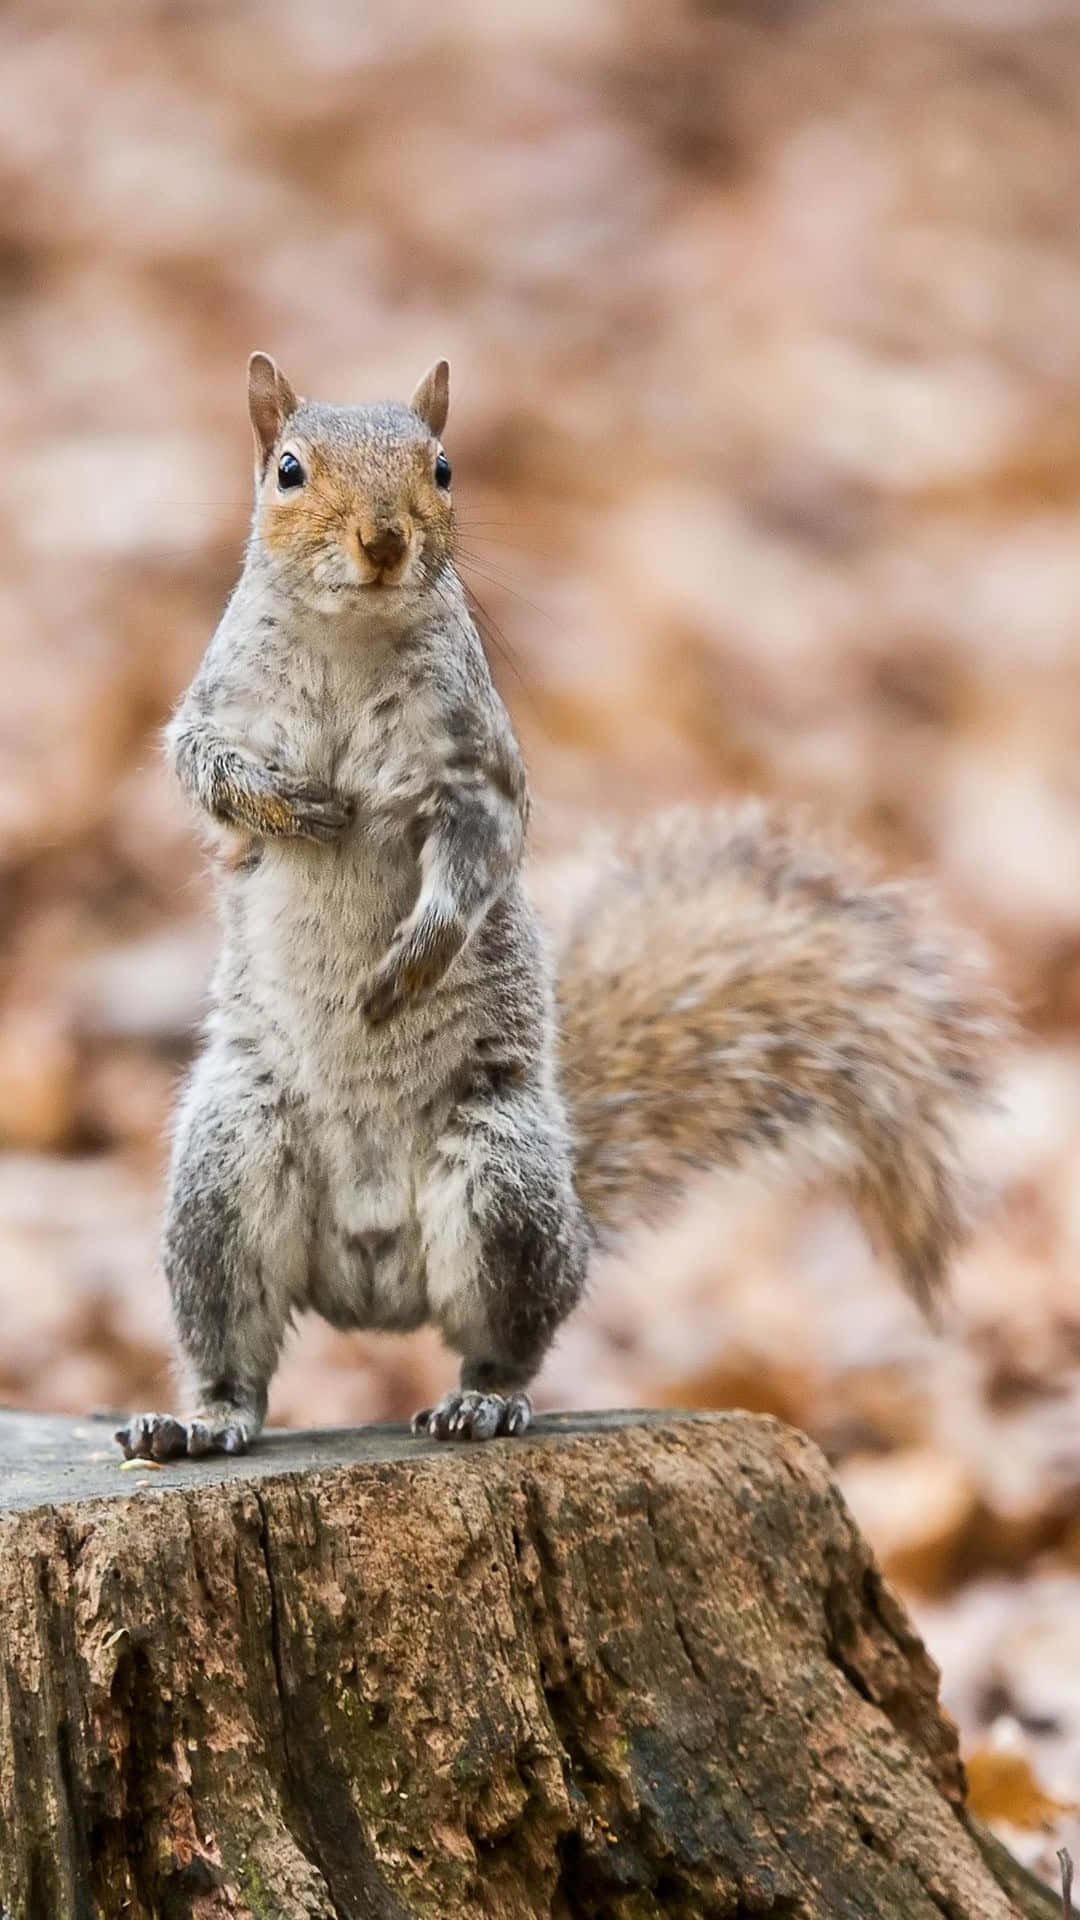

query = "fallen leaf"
[[966, 1746, 1076, 1830]]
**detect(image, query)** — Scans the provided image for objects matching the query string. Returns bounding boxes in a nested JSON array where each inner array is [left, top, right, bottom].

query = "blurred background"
[[3, 0, 1080, 1882]]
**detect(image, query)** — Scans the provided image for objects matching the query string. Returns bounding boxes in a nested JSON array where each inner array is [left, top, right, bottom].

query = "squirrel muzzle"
[[359, 522, 411, 585]]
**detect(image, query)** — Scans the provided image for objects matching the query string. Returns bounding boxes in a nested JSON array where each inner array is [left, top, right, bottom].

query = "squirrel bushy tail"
[[552, 805, 999, 1308]]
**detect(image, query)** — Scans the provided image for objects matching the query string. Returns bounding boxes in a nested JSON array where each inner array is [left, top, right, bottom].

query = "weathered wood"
[[0, 1408, 1057, 1919]]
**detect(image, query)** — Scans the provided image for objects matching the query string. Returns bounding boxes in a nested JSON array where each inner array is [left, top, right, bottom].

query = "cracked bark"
[[0, 1409, 1061, 1920]]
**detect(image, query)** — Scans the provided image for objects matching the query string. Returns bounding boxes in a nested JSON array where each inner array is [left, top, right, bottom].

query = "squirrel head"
[[246, 353, 453, 615]]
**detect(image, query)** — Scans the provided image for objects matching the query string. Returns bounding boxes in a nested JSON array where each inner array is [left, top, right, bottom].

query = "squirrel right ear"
[[248, 352, 300, 474], [410, 360, 450, 438]]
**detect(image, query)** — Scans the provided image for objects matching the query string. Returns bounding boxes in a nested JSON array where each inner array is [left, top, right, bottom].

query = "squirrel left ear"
[[410, 360, 450, 438], [248, 352, 300, 475]]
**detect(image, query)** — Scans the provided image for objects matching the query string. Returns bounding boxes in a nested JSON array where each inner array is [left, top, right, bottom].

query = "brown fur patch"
[[403, 920, 464, 994], [242, 789, 293, 835]]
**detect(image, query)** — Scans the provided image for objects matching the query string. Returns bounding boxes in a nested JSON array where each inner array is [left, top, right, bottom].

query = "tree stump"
[[0, 1408, 1060, 1920]]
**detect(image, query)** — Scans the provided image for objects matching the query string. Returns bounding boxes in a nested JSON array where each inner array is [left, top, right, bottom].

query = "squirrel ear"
[[248, 352, 300, 474], [410, 360, 450, 438]]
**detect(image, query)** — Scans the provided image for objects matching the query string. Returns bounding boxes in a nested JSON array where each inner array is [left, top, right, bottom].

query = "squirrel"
[[115, 354, 997, 1461]]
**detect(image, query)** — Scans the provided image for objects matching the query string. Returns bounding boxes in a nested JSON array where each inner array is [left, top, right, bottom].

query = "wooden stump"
[[0, 1409, 1060, 1919]]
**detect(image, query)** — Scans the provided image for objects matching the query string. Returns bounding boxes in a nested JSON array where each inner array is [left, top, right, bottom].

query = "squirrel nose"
[[361, 525, 408, 573]]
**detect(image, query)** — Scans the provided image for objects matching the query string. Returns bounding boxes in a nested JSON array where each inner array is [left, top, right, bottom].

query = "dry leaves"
[[1, 0, 1080, 1887]]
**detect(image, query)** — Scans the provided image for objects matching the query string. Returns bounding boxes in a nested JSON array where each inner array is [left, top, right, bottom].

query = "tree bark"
[[0, 1408, 1060, 1920]]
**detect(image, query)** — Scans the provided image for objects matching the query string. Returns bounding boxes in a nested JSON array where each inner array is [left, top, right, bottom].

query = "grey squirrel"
[[115, 355, 997, 1460]]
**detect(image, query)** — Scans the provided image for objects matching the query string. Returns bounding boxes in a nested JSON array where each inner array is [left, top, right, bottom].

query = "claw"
[[149, 1416, 188, 1461], [185, 1420, 213, 1457], [504, 1393, 532, 1435]]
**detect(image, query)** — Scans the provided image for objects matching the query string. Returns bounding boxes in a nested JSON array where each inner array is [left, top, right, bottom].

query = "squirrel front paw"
[[361, 954, 412, 1026], [214, 768, 352, 843], [361, 915, 465, 1025], [271, 776, 353, 843]]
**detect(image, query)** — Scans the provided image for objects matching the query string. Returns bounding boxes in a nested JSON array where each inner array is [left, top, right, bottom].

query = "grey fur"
[[117, 381, 587, 1459], [115, 370, 997, 1466]]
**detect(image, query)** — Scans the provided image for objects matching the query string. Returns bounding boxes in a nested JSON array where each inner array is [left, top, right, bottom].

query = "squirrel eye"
[[434, 450, 452, 490], [277, 451, 305, 489]]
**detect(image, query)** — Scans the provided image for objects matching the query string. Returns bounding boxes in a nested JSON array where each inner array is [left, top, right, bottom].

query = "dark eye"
[[434, 450, 452, 490], [277, 451, 305, 489]]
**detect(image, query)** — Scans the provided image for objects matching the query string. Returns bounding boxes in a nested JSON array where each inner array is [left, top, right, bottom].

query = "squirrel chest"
[[212, 638, 536, 1062]]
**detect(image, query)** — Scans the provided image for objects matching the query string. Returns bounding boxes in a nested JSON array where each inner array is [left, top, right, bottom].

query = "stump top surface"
[[0, 1406, 720, 1515]]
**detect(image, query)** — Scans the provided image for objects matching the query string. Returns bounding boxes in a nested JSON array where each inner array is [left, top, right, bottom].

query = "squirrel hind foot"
[[114, 1409, 255, 1462], [411, 1389, 532, 1442]]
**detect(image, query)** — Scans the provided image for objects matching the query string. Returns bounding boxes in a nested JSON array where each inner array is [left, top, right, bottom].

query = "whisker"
[[421, 562, 531, 703], [453, 547, 535, 587], [462, 588, 539, 711], [452, 515, 559, 562], [455, 556, 557, 628]]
